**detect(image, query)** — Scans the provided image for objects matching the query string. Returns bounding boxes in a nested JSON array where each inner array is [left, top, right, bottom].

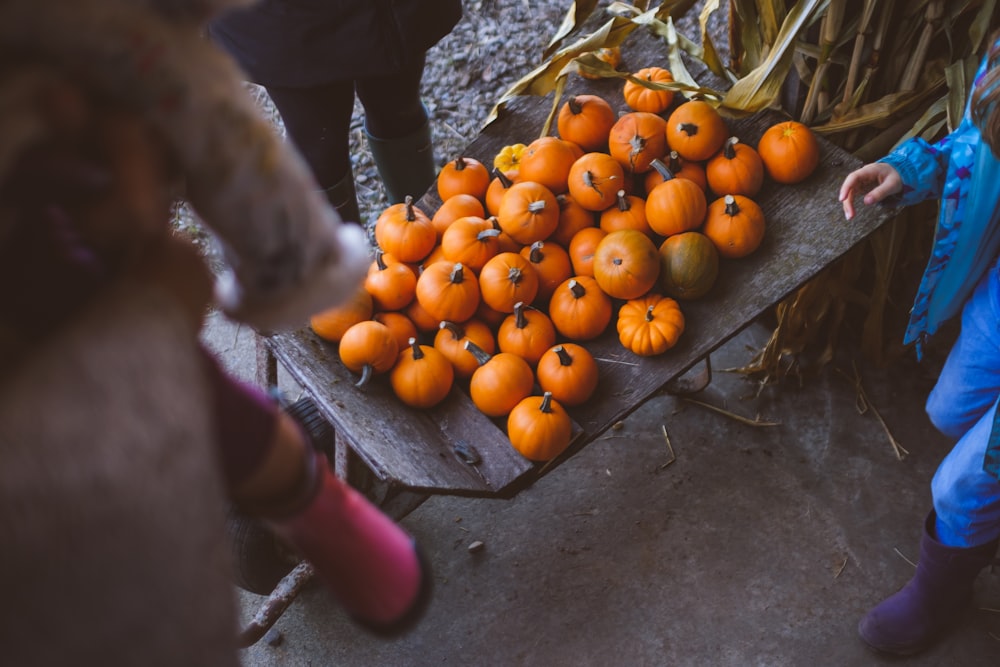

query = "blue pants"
[[926, 263, 1000, 547]]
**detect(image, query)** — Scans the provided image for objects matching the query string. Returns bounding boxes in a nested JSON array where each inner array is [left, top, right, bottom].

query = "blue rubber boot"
[[858, 512, 998, 655]]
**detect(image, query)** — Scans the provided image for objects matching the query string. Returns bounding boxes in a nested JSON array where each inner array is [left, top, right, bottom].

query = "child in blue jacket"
[[839, 31, 1000, 655]]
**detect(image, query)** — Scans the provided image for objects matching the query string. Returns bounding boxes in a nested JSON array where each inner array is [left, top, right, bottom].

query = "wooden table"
[[261, 77, 894, 513]]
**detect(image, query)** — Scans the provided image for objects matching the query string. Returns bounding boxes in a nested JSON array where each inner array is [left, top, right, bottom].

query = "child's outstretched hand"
[[838, 162, 902, 220]]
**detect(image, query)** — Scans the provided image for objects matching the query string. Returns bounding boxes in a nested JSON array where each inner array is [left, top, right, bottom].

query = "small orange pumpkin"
[[390, 337, 454, 408], [437, 156, 491, 202], [645, 171, 708, 238], [536, 343, 598, 406], [434, 319, 496, 379], [557, 94, 616, 152], [466, 341, 535, 418], [373, 311, 419, 351], [548, 194, 597, 247], [645, 153, 707, 194], [374, 196, 436, 263], [432, 193, 486, 239], [497, 301, 557, 365], [364, 249, 417, 312], [592, 229, 661, 300], [478, 252, 540, 313], [705, 136, 764, 197], [338, 320, 399, 387], [608, 111, 668, 174], [703, 194, 766, 258], [616, 294, 685, 356], [548, 276, 612, 341], [623, 66, 675, 113], [567, 152, 626, 212], [310, 285, 374, 343], [440, 215, 502, 272], [600, 189, 652, 237], [666, 100, 728, 162], [567, 226, 608, 277], [517, 136, 584, 195], [485, 169, 518, 217], [757, 120, 820, 184], [496, 180, 560, 245], [520, 241, 573, 305], [415, 261, 481, 323], [507, 392, 573, 462]]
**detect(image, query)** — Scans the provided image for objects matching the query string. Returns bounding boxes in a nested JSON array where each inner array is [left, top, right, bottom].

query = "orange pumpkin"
[[507, 392, 573, 462], [548, 276, 612, 341], [485, 169, 518, 217], [645, 153, 707, 194], [365, 249, 417, 311], [440, 215, 502, 272], [623, 66, 675, 113], [414, 261, 481, 323], [403, 295, 441, 333], [310, 285, 373, 343], [705, 136, 764, 197], [703, 194, 766, 259], [432, 193, 486, 239], [434, 319, 496, 379], [520, 241, 573, 305], [478, 252, 539, 313], [374, 196, 436, 263], [757, 120, 820, 184], [497, 301, 557, 365], [645, 172, 708, 238], [557, 94, 616, 152], [496, 180, 560, 245], [536, 343, 598, 406], [658, 231, 719, 300], [548, 194, 597, 247], [616, 294, 686, 356], [517, 136, 584, 194], [568, 226, 608, 277], [437, 156, 491, 202], [338, 320, 399, 387], [608, 112, 668, 175], [567, 152, 626, 212], [666, 100, 728, 161], [466, 341, 535, 418], [373, 310, 419, 351], [600, 189, 652, 237], [390, 337, 454, 408], [592, 229, 660, 300]]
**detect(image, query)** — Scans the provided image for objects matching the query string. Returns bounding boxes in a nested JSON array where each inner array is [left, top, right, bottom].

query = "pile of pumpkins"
[[310, 65, 820, 463]]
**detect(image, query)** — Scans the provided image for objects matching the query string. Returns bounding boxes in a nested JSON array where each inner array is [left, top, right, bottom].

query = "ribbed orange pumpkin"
[[645, 172, 708, 238], [703, 194, 766, 259], [507, 392, 573, 462], [557, 94, 616, 152], [536, 343, 598, 406], [705, 136, 764, 197], [623, 66, 675, 113], [496, 180, 560, 245], [616, 294, 686, 356], [608, 111, 668, 174], [592, 229, 660, 300], [517, 136, 584, 194], [666, 100, 728, 162], [658, 231, 719, 300]]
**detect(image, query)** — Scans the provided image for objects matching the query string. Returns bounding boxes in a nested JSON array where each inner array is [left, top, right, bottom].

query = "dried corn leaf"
[[543, 0, 601, 60], [698, 0, 735, 81], [811, 77, 945, 135]]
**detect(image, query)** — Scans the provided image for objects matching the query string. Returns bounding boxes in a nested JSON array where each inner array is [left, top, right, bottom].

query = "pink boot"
[[266, 452, 430, 635]]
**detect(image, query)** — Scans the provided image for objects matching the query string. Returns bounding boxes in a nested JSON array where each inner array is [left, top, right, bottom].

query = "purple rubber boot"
[[858, 513, 998, 655]]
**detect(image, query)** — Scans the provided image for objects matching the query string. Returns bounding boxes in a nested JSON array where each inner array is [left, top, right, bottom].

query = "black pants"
[[264, 57, 428, 189]]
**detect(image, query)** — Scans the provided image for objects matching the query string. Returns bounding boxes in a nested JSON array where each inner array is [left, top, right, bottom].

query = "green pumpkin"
[[658, 231, 719, 300]]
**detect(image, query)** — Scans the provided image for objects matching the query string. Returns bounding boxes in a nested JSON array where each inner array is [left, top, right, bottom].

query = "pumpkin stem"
[[645, 305, 656, 322], [492, 168, 513, 188], [613, 257, 623, 266], [513, 301, 528, 329], [454, 156, 469, 171], [477, 228, 502, 241], [375, 248, 389, 271], [723, 194, 740, 217], [439, 320, 464, 340], [528, 242, 545, 264], [527, 200, 547, 214], [408, 337, 423, 360], [615, 190, 631, 211], [404, 195, 416, 222], [507, 266, 524, 284], [450, 262, 466, 284], [463, 339, 492, 367], [568, 96, 583, 115], [538, 391, 555, 414], [568, 278, 586, 299], [649, 158, 674, 181], [356, 364, 374, 388], [677, 121, 699, 137], [667, 151, 684, 173], [723, 136, 739, 160], [554, 345, 573, 366]]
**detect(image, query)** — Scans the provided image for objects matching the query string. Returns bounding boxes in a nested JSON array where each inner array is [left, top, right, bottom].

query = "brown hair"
[[972, 29, 1000, 157]]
